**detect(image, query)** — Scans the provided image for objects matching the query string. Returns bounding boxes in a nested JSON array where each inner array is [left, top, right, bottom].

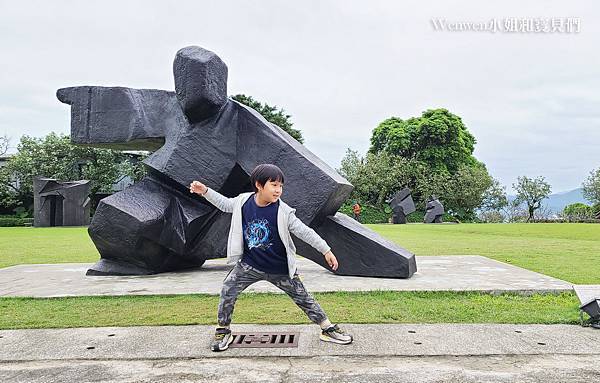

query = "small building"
[[33, 178, 91, 227]]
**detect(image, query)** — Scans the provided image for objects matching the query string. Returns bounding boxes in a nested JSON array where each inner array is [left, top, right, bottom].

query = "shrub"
[[563, 203, 595, 221], [477, 210, 505, 223], [0, 217, 34, 227], [338, 203, 389, 224], [406, 210, 425, 223]]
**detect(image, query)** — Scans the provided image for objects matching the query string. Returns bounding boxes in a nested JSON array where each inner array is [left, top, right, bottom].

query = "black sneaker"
[[211, 327, 233, 352], [320, 324, 353, 345]]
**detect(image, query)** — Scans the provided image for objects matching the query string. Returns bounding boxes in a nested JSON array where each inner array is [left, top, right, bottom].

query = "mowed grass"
[[0, 224, 594, 329], [368, 223, 600, 284], [0, 291, 579, 330], [1, 224, 599, 283], [0, 227, 99, 268]]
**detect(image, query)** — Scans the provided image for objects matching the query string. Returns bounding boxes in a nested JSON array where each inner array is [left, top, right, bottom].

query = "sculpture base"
[[87, 259, 155, 276], [86, 257, 208, 276]]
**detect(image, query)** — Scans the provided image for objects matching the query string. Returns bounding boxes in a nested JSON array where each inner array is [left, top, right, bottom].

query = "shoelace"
[[325, 325, 343, 334]]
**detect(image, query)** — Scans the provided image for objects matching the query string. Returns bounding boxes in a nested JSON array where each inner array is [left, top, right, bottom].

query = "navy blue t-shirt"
[[240, 194, 288, 274]]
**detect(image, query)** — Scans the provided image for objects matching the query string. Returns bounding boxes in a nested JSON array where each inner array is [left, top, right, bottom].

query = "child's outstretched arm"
[[189, 180, 235, 213], [288, 212, 339, 270]]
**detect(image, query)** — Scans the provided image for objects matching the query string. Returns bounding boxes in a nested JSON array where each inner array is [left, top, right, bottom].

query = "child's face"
[[256, 179, 283, 203]]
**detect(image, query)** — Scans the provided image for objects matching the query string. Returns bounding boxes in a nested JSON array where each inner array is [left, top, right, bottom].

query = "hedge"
[[338, 203, 459, 224], [0, 217, 34, 227], [338, 203, 389, 224]]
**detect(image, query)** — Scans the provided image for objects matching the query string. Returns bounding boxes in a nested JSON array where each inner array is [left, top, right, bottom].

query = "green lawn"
[[0, 224, 596, 329], [368, 223, 600, 284], [0, 227, 99, 268], [1, 223, 598, 283], [0, 291, 579, 330]]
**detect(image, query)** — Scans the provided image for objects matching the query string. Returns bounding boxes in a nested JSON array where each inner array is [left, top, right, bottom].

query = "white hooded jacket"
[[203, 188, 331, 279]]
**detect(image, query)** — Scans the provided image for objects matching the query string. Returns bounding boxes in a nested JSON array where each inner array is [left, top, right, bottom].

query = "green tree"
[[364, 108, 494, 220], [443, 164, 494, 221], [369, 109, 477, 174], [513, 176, 552, 223], [562, 203, 594, 221], [232, 94, 303, 143], [481, 178, 509, 212], [339, 149, 419, 207], [477, 178, 509, 222], [411, 164, 494, 221], [338, 149, 493, 221], [370, 117, 405, 154], [0, 133, 146, 211], [582, 167, 600, 204]]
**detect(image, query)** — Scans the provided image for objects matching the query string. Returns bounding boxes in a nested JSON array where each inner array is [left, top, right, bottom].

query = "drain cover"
[[229, 332, 299, 348]]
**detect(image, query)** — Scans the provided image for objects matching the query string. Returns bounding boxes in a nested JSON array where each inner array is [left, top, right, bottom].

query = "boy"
[[190, 164, 353, 351]]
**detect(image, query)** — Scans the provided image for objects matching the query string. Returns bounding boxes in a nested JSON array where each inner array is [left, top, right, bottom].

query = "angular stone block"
[[424, 196, 444, 224], [174, 46, 228, 123], [387, 188, 416, 224], [295, 213, 417, 277], [56, 87, 183, 151]]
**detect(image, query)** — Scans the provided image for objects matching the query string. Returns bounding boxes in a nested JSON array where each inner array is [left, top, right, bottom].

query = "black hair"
[[250, 164, 285, 192]]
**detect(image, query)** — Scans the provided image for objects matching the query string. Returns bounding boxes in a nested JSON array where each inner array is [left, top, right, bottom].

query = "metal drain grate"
[[229, 332, 299, 348]]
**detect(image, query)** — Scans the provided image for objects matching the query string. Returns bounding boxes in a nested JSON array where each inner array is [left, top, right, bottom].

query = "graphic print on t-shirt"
[[244, 218, 273, 250]]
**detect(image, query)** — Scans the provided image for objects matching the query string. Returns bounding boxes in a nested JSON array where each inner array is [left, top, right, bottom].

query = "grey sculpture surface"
[[34, 178, 91, 227], [424, 196, 444, 224], [57, 46, 417, 278], [387, 188, 416, 224]]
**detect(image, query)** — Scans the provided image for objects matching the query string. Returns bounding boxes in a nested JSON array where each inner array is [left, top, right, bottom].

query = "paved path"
[[1, 324, 599, 382], [2, 355, 600, 383], [2, 323, 598, 359], [0, 256, 573, 297]]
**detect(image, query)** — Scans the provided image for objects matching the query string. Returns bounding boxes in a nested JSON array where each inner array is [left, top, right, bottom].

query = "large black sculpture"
[[387, 188, 416, 224], [57, 46, 417, 278], [33, 178, 91, 227], [424, 196, 444, 224]]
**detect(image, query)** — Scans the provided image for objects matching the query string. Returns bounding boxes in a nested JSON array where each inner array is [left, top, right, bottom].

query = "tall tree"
[[369, 108, 478, 174], [232, 94, 303, 143], [481, 178, 509, 212], [582, 167, 600, 204], [443, 164, 494, 220], [513, 176, 552, 223], [365, 108, 492, 220]]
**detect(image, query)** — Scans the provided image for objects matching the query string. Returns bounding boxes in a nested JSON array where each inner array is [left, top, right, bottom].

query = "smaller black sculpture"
[[424, 195, 444, 224], [34, 178, 91, 227], [387, 188, 416, 224]]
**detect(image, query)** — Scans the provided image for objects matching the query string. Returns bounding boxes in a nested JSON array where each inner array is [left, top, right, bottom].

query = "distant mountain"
[[508, 188, 593, 213]]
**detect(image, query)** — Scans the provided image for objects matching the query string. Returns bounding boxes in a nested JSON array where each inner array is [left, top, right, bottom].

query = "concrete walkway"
[[1, 324, 599, 382], [2, 355, 600, 383], [0, 256, 573, 297], [2, 323, 598, 359]]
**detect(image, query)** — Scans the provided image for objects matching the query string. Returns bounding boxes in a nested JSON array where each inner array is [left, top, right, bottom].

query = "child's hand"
[[324, 250, 338, 271], [189, 180, 208, 196]]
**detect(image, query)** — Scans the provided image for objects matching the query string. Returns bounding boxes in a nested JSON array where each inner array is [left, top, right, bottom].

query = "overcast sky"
[[0, 0, 598, 193]]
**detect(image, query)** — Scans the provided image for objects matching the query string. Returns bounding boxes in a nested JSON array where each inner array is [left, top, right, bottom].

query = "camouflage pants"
[[217, 260, 328, 326]]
